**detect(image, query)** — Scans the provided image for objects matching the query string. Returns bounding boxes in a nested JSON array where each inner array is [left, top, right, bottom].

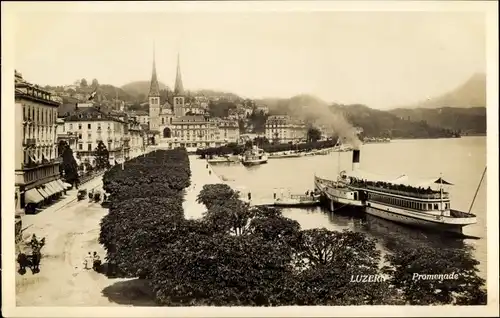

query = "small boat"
[[268, 151, 303, 159], [207, 155, 239, 163], [241, 146, 268, 166], [274, 193, 321, 207]]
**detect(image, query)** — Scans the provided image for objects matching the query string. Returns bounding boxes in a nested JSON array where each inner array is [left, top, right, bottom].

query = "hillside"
[[388, 107, 486, 135], [402, 73, 486, 109], [120, 81, 242, 101], [259, 94, 458, 139], [121, 81, 169, 97]]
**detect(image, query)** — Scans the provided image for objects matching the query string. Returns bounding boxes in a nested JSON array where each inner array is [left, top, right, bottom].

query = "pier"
[[200, 157, 320, 208]]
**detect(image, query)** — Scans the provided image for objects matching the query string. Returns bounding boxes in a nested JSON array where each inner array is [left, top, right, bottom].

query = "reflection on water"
[[210, 137, 487, 279], [282, 207, 467, 251]]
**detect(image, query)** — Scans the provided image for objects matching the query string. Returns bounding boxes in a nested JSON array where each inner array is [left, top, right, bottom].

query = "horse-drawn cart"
[[77, 189, 87, 201]]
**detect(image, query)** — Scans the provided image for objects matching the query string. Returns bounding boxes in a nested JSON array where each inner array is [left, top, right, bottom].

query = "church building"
[[148, 50, 230, 151]]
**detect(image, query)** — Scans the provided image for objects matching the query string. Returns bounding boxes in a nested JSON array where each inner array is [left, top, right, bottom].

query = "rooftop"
[[15, 78, 60, 107], [63, 107, 125, 123]]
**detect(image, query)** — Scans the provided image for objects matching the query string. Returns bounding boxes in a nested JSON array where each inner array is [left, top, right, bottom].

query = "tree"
[[94, 140, 110, 170], [196, 183, 238, 210], [61, 143, 79, 185], [58, 140, 68, 157], [151, 232, 296, 306], [203, 198, 255, 236], [208, 101, 237, 118], [384, 245, 487, 305], [80, 78, 88, 87], [99, 196, 185, 278], [291, 229, 394, 305], [91, 78, 99, 89], [306, 126, 322, 142]]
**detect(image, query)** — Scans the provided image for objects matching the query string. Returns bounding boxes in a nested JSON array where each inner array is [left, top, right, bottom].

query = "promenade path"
[[16, 175, 154, 306], [183, 155, 222, 219]]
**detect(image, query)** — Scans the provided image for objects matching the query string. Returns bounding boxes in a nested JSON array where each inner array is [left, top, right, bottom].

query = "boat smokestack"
[[352, 149, 360, 171]]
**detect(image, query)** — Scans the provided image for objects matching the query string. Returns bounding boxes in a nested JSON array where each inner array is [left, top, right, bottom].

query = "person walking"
[[92, 251, 101, 272], [83, 252, 92, 270]]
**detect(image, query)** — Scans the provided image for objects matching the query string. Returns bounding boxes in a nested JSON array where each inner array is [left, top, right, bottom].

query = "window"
[[88, 123, 91, 129], [79, 144, 83, 150], [78, 124, 82, 130], [98, 123, 101, 129], [78, 133, 82, 139], [69, 123, 73, 130], [434, 204, 439, 210], [88, 144, 92, 151]]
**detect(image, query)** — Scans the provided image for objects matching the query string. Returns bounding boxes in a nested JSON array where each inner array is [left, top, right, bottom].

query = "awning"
[[55, 179, 69, 190], [62, 181, 72, 189], [52, 180, 64, 193], [25, 188, 44, 204], [43, 183, 57, 196], [50, 180, 65, 193], [37, 187, 50, 198]]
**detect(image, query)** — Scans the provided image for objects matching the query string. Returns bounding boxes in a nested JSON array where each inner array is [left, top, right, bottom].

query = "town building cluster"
[[14, 71, 146, 215], [145, 51, 307, 150], [14, 51, 314, 213]]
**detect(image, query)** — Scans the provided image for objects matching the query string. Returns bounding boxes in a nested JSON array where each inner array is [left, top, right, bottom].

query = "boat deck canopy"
[[346, 170, 454, 187], [345, 169, 407, 184]]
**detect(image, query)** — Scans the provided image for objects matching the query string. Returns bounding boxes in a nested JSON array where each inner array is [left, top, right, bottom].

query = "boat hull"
[[268, 154, 303, 159], [242, 160, 268, 166], [365, 206, 465, 234], [273, 200, 320, 207]]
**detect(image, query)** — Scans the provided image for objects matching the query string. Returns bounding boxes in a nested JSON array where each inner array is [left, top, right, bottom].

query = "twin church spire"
[[148, 46, 184, 98], [148, 44, 160, 97]]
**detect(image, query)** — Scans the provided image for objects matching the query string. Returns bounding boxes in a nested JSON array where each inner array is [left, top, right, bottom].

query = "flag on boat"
[[88, 90, 97, 101]]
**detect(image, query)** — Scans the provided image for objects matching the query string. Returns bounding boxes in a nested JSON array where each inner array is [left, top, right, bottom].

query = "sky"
[[10, 4, 487, 109]]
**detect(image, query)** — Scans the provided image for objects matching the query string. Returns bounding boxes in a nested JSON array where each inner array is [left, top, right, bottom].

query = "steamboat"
[[241, 146, 269, 166], [315, 148, 480, 235]]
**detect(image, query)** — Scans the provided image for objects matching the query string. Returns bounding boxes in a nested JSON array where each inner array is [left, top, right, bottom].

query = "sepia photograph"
[[1, 1, 498, 317]]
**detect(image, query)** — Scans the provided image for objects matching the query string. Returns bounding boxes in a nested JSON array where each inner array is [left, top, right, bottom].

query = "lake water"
[[211, 136, 487, 279]]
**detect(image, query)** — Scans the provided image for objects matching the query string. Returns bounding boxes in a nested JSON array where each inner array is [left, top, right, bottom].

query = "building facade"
[[128, 117, 146, 158], [15, 71, 68, 212], [265, 115, 308, 144], [62, 106, 129, 166], [158, 116, 226, 151], [216, 119, 240, 143]]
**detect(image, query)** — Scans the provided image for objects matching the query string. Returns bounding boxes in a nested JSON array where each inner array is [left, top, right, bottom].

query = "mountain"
[[121, 81, 169, 97], [388, 107, 486, 135], [258, 94, 459, 139], [402, 73, 486, 109]]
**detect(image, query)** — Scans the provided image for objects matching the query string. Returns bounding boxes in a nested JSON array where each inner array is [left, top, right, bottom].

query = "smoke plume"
[[286, 94, 362, 148]]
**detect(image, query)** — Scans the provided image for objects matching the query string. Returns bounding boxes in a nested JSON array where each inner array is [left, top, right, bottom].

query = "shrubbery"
[[99, 149, 487, 306], [99, 149, 191, 278]]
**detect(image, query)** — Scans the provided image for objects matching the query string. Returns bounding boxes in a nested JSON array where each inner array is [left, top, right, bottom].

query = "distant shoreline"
[[388, 135, 486, 141]]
